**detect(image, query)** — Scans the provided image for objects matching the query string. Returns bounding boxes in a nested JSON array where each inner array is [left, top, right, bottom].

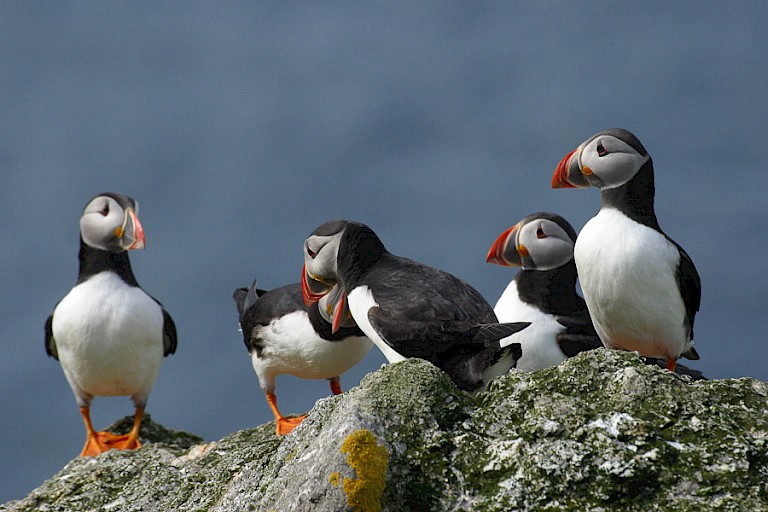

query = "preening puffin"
[[45, 192, 177, 457], [233, 281, 371, 435], [552, 128, 701, 371], [301, 220, 528, 393]]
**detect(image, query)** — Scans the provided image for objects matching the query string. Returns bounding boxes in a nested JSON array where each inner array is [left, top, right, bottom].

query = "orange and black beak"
[[486, 223, 523, 267], [552, 146, 590, 189], [325, 286, 352, 334], [301, 264, 334, 307], [117, 208, 146, 250]]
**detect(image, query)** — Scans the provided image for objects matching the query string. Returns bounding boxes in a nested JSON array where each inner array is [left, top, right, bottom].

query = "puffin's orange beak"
[[552, 146, 589, 189], [301, 264, 332, 307], [486, 224, 521, 267]]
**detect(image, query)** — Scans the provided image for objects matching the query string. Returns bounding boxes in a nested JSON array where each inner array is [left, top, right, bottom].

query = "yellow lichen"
[[334, 429, 389, 512], [329, 471, 341, 487]]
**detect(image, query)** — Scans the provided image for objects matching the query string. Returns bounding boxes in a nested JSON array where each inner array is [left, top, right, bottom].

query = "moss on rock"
[[4, 351, 767, 511]]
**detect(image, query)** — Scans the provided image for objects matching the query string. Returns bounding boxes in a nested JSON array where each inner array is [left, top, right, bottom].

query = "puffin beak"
[[330, 288, 350, 334], [301, 264, 333, 307], [117, 208, 146, 250], [552, 146, 590, 189], [486, 224, 522, 267]]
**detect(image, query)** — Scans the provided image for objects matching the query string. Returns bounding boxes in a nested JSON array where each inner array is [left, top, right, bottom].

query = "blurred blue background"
[[1, 2, 766, 502]]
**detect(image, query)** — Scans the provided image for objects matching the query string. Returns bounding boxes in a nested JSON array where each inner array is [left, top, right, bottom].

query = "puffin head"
[[486, 212, 577, 271], [80, 193, 146, 252], [552, 128, 650, 191], [301, 220, 349, 308]]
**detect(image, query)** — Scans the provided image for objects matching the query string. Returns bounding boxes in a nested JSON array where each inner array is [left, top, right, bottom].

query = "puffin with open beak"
[[45, 193, 177, 457], [301, 220, 529, 393], [552, 128, 701, 372], [233, 280, 371, 435]]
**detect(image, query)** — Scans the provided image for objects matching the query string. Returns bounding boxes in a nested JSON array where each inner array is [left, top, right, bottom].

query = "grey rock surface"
[[4, 350, 767, 511]]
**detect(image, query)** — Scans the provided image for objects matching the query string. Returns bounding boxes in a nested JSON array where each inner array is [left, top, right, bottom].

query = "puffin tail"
[[474, 322, 531, 348]]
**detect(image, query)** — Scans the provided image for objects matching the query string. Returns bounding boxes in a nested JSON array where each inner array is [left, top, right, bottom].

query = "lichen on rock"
[[4, 350, 768, 511], [330, 429, 389, 512]]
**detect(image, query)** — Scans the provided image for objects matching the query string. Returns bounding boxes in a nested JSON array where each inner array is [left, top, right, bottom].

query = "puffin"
[[486, 211, 705, 379], [552, 128, 701, 371], [301, 220, 529, 393], [45, 192, 177, 457], [486, 212, 601, 370], [233, 280, 372, 435]]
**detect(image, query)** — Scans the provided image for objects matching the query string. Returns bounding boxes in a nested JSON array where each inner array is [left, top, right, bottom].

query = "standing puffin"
[[45, 193, 177, 457], [552, 128, 701, 371], [301, 220, 529, 393], [486, 212, 601, 370], [233, 280, 372, 435]]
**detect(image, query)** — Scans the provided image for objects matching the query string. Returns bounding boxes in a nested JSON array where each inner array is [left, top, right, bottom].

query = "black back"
[[335, 222, 528, 392], [233, 282, 365, 357]]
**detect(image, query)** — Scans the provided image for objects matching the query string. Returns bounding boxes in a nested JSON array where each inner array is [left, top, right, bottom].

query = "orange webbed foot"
[[275, 414, 308, 436], [78, 405, 144, 457], [79, 431, 142, 457]]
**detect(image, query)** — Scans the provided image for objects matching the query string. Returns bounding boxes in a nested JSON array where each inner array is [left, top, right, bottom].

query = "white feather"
[[250, 310, 372, 394], [347, 286, 407, 364], [52, 272, 165, 407], [575, 208, 689, 359], [494, 280, 568, 371]]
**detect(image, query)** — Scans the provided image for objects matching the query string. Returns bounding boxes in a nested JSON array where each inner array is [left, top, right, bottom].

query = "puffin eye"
[[536, 225, 546, 239], [597, 141, 609, 157], [99, 203, 110, 216], [307, 245, 318, 259]]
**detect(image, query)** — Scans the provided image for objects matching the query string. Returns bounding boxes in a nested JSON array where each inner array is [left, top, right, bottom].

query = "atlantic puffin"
[[45, 192, 177, 457], [486, 212, 601, 370], [233, 280, 372, 435], [486, 211, 704, 378], [552, 128, 701, 371], [301, 220, 528, 393]]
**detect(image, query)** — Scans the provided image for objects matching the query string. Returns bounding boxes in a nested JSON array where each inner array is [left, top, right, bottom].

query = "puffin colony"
[[46, 128, 701, 456]]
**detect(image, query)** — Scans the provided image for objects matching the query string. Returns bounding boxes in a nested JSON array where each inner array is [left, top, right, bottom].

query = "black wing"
[[233, 280, 269, 318], [555, 310, 603, 357], [673, 243, 701, 341], [162, 308, 177, 356], [44, 313, 58, 360], [146, 293, 178, 357]]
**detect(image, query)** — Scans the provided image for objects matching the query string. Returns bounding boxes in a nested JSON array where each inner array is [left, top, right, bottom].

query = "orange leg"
[[266, 392, 307, 436], [329, 377, 343, 396], [79, 406, 143, 457], [667, 358, 677, 372]]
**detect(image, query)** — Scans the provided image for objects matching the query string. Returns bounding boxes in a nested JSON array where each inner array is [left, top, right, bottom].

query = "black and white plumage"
[[45, 192, 177, 457], [233, 280, 371, 435], [486, 211, 704, 379], [486, 212, 601, 370], [552, 128, 701, 371], [301, 220, 529, 393]]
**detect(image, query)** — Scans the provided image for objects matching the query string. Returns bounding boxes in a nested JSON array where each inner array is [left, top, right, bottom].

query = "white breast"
[[52, 272, 165, 406], [494, 280, 568, 371], [574, 208, 689, 359], [347, 286, 407, 364], [250, 310, 372, 393]]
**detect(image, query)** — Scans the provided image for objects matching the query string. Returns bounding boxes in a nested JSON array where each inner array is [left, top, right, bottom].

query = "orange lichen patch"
[[334, 429, 389, 512]]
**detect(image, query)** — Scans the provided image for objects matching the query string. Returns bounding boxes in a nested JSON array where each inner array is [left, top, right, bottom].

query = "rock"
[[3, 350, 768, 511]]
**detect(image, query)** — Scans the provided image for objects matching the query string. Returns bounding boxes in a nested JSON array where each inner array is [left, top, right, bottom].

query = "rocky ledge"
[[3, 350, 767, 511]]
